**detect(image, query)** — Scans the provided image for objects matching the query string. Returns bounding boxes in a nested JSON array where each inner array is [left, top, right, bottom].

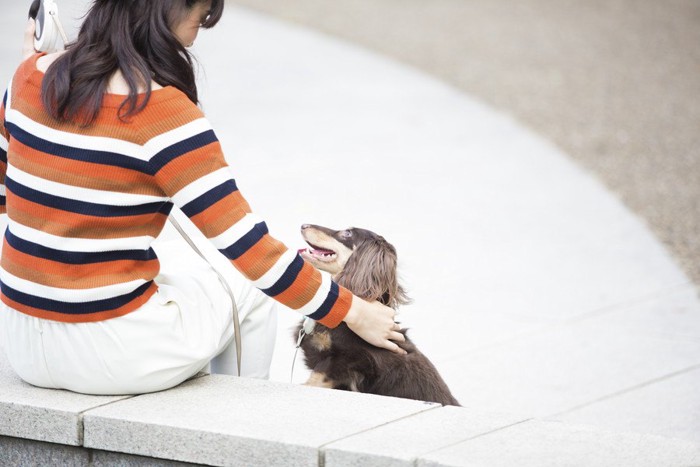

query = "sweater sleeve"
[[147, 112, 351, 328], [0, 89, 9, 215]]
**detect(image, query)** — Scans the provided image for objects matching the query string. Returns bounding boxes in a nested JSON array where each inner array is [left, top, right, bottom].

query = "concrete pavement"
[[0, 1, 698, 461]]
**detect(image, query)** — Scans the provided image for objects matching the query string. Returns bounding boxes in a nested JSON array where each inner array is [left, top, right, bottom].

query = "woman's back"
[[1, 53, 243, 322]]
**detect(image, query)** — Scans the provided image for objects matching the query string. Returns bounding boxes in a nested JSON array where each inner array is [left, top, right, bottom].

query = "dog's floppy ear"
[[335, 236, 410, 309]]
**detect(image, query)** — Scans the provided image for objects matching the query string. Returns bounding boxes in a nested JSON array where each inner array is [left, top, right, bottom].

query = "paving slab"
[[416, 419, 700, 467], [83, 374, 437, 466], [437, 306, 700, 418], [0, 344, 130, 446], [574, 283, 700, 342], [323, 405, 529, 466], [550, 366, 700, 443]]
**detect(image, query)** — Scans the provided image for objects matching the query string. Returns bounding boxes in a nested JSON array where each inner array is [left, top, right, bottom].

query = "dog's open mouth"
[[298, 242, 337, 262]]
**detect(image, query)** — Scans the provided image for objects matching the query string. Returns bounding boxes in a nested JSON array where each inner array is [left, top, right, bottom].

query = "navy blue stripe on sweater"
[[0, 280, 153, 314], [181, 179, 238, 218], [5, 122, 149, 172], [307, 281, 340, 321], [5, 177, 173, 218], [218, 221, 269, 261], [5, 229, 158, 264], [149, 130, 218, 174], [262, 254, 305, 297]]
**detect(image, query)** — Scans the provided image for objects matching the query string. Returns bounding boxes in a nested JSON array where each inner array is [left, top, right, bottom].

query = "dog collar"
[[302, 317, 316, 336], [295, 317, 317, 349]]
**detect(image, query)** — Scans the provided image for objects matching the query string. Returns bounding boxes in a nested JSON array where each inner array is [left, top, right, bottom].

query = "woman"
[[0, 0, 404, 395]]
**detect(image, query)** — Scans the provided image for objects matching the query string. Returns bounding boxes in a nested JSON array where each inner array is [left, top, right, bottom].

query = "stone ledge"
[[0, 435, 204, 467], [0, 353, 130, 446], [2, 348, 699, 466], [82, 375, 438, 466]]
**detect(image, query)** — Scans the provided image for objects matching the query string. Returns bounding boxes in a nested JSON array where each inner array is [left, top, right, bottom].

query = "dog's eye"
[[340, 230, 353, 239]]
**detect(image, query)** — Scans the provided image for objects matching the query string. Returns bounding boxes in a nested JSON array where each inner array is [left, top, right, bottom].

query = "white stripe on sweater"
[[7, 165, 168, 206], [249, 248, 300, 290], [8, 220, 154, 253], [6, 108, 150, 161], [170, 167, 234, 207], [209, 212, 264, 250], [144, 118, 213, 157], [296, 272, 335, 316], [0, 268, 149, 303]]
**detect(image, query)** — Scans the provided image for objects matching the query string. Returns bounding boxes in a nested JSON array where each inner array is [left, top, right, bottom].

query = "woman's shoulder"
[[35, 51, 64, 73]]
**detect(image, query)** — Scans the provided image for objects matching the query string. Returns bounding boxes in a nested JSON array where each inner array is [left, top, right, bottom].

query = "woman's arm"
[[147, 113, 405, 353]]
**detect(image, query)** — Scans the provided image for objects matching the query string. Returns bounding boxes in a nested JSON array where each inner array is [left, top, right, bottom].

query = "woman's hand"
[[23, 19, 36, 60], [343, 297, 407, 355]]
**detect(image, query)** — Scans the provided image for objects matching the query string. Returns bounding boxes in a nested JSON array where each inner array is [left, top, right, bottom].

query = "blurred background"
[[230, 0, 700, 289]]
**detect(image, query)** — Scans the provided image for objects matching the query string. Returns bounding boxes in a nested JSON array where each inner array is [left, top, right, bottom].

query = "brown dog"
[[296, 224, 460, 406]]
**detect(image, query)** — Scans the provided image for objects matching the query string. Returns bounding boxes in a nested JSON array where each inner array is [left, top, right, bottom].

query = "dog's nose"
[[301, 224, 311, 230]]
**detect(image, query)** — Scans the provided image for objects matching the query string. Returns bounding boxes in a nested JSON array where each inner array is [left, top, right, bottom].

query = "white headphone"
[[31, 0, 68, 53]]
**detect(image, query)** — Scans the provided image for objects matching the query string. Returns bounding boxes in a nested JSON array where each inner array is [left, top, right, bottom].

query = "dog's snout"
[[301, 224, 311, 230]]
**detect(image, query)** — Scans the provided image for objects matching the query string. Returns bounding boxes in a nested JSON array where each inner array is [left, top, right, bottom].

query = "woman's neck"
[[36, 51, 163, 95]]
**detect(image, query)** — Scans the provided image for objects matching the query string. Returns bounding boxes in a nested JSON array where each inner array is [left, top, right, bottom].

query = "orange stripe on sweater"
[[230, 234, 288, 281], [189, 191, 251, 239], [0, 99, 7, 142], [2, 256, 158, 290], [2, 242, 159, 287], [317, 286, 353, 328], [269, 261, 322, 310], [9, 140, 163, 196], [6, 194, 168, 240], [155, 142, 228, 196], [10, 95, 142, 142], [136, 102, 205, 141], [17, 54, 203, 143]]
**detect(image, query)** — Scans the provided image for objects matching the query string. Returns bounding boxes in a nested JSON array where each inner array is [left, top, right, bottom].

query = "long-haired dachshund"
[[296, 224, 460, 406]]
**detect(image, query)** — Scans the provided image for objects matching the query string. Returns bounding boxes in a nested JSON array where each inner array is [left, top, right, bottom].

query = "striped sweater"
[[0, 54, 351, 327]]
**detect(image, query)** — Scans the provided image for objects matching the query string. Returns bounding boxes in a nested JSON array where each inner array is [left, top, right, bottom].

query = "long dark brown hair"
[[42, 0, 223, 126]]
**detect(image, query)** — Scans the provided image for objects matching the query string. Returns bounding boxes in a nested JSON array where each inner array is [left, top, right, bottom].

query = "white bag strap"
[[168, 214, 242, 377]]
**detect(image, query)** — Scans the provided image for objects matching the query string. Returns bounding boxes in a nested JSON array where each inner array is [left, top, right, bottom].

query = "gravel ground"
[[230, 0, 700, 287]]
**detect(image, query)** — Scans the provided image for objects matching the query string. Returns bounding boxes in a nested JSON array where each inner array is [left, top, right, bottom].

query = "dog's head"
[[299, 224, 410, 309]]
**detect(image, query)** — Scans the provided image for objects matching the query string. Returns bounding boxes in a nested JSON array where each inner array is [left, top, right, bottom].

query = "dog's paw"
[[304, 371, 335, 389]]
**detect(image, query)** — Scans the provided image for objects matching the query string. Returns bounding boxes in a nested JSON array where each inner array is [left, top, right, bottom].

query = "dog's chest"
[[307, 330, 332, 352], [299, 324, 366, 367]]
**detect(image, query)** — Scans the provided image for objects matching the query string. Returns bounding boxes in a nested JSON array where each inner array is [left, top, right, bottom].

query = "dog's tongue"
[[299, 247, 334, 256]]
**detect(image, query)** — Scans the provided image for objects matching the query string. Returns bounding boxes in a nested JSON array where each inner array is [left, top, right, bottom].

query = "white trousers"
[[0, 215, 278, 395]]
